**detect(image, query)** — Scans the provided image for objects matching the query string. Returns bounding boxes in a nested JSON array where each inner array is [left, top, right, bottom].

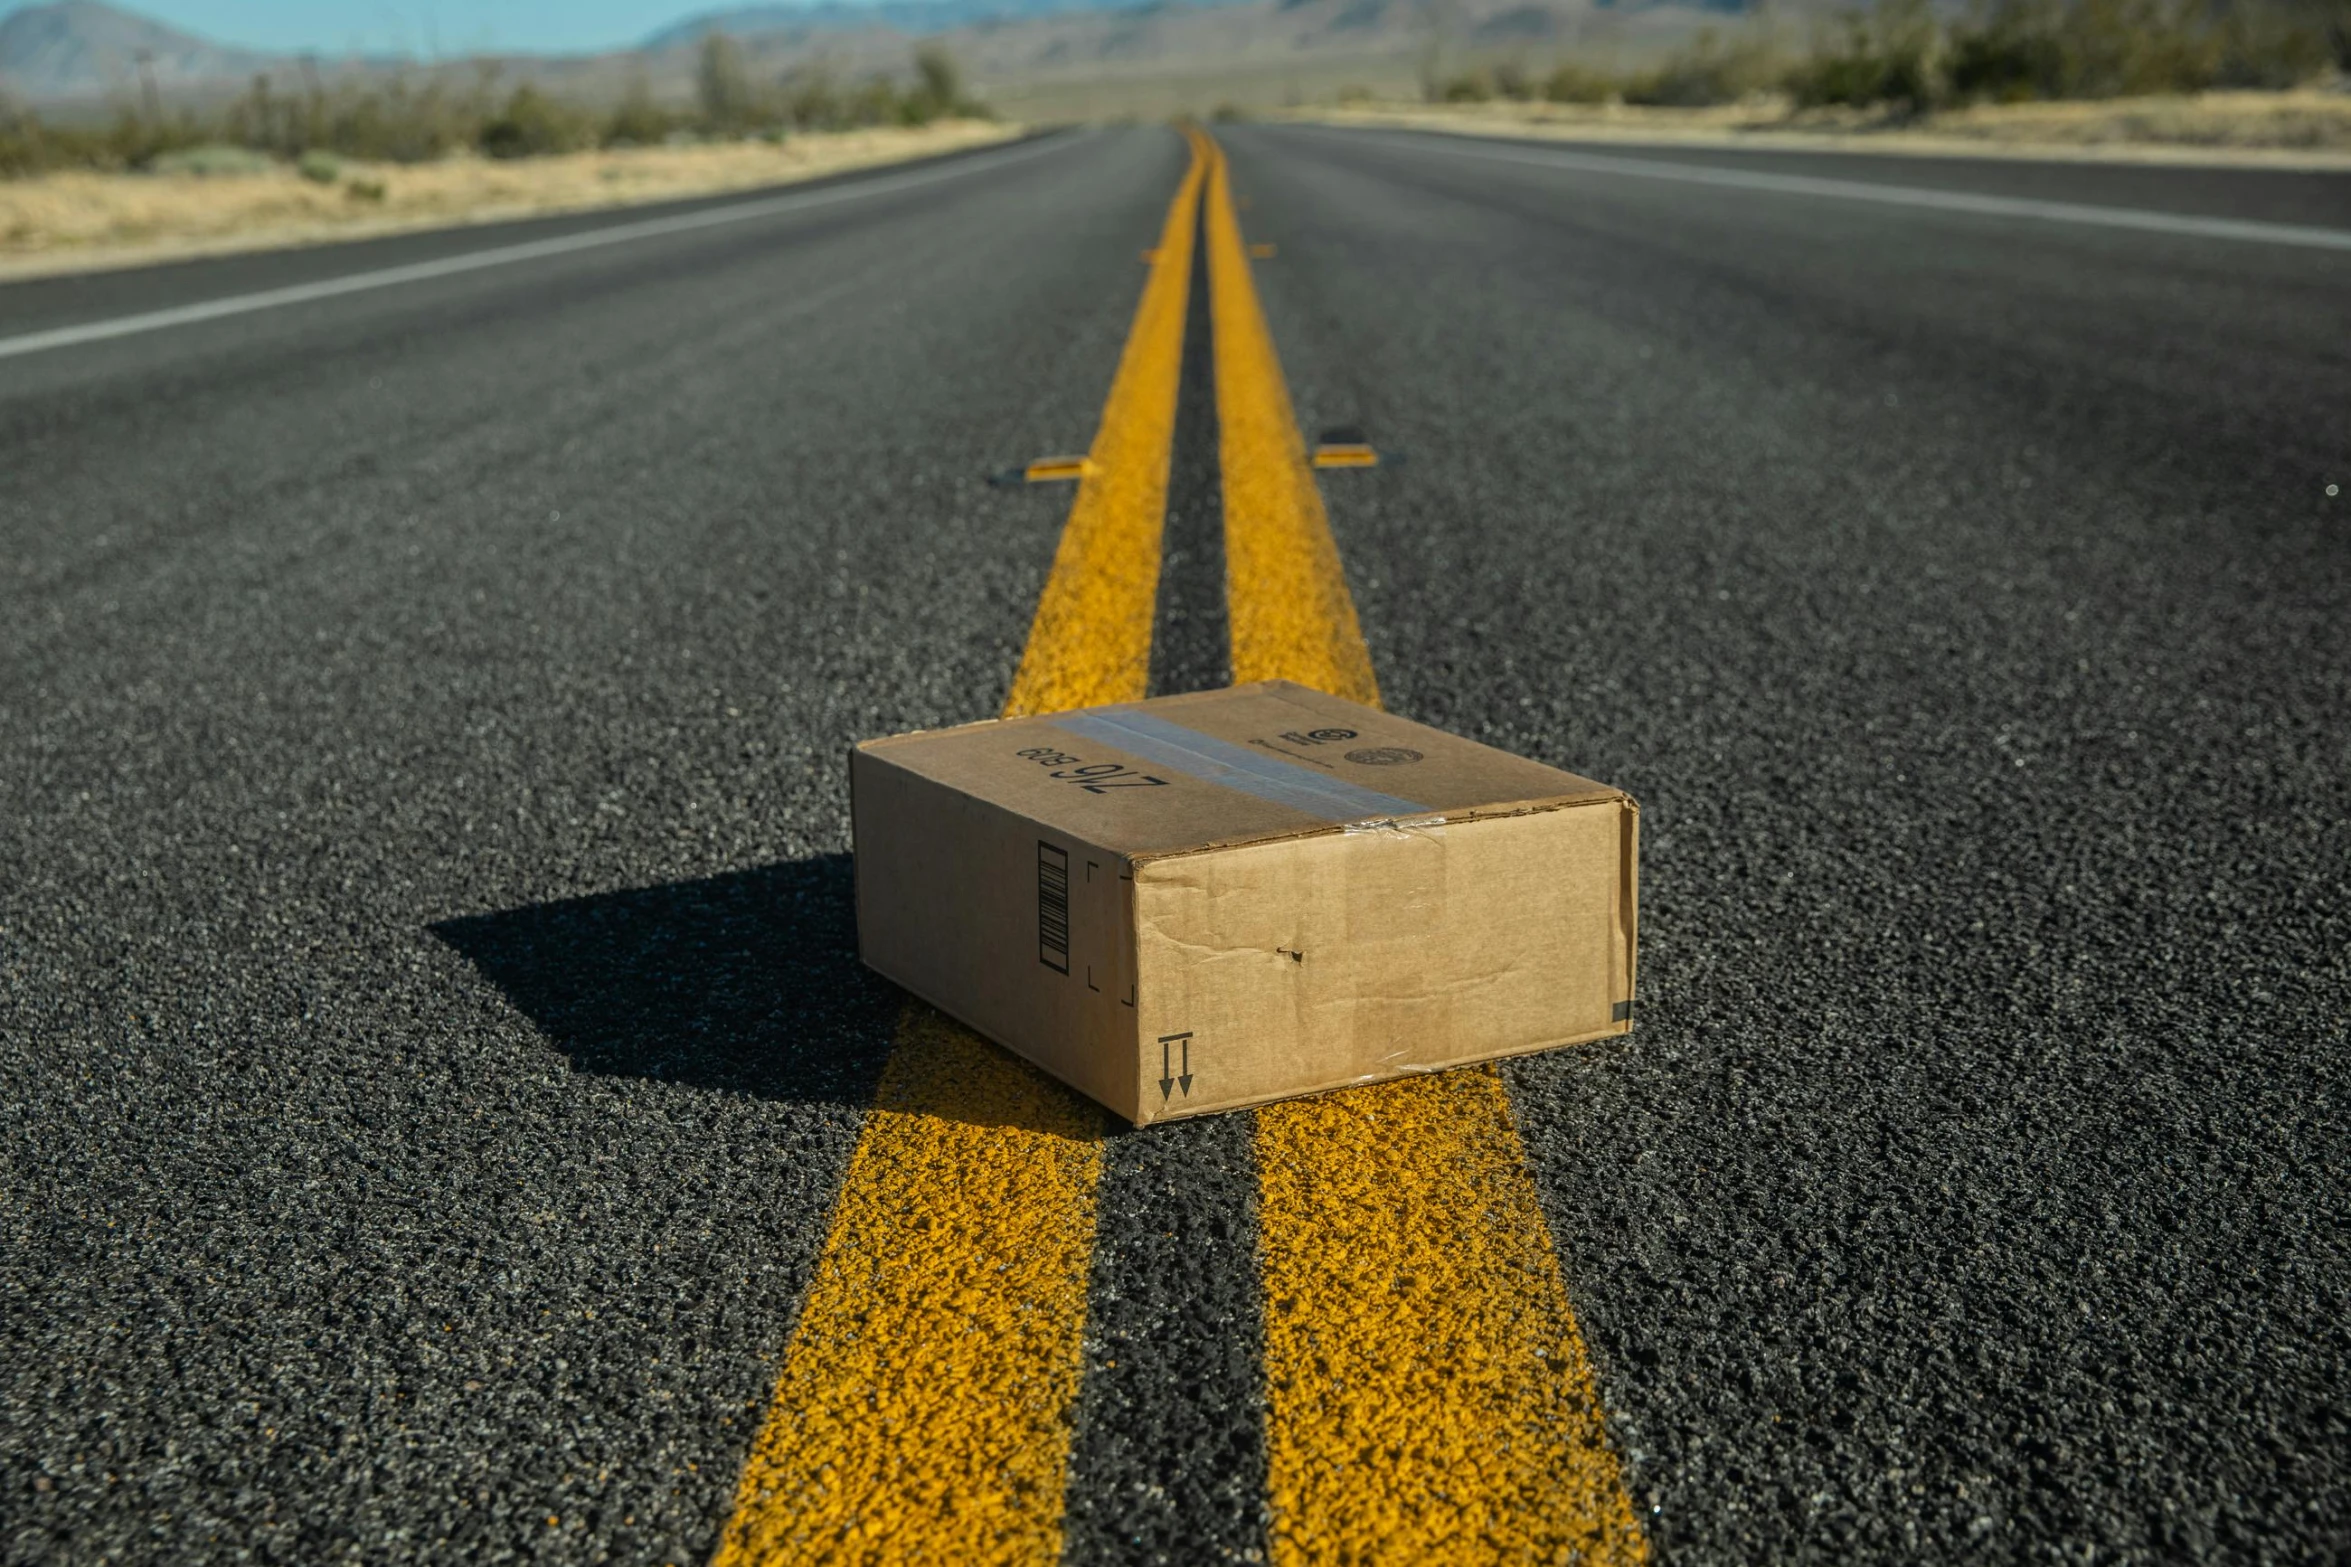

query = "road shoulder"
[[0, 120, 1024, 285], [1282, 93, 2351, 172]]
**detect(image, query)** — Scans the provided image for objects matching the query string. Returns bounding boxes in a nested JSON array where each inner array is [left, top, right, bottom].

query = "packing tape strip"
[[1052, 707, 1429, 824]]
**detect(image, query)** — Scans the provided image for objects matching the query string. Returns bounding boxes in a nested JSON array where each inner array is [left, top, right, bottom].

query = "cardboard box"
[[851, 680, 1637, 1126]]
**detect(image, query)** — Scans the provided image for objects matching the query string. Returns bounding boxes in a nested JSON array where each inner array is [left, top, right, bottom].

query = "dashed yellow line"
[[709, 130, 1208, 1567], [1202, 130, 1651, 1567]]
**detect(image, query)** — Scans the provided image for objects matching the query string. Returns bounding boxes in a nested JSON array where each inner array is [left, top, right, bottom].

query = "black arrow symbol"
[[1159, 1033, 1192, 1101]]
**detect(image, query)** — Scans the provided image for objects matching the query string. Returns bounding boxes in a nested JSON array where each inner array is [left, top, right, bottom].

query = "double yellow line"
[[712, 127, 1647, 1567]]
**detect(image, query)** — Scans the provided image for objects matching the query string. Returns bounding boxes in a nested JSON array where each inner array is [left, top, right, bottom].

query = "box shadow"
[[431, 853, 899, 1112]]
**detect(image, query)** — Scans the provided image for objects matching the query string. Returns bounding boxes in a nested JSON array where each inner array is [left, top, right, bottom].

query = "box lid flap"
[[855, 680, 1623, 858]]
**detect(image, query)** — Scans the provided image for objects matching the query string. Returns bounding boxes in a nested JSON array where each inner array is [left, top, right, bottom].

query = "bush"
[[846, 75, 902, 127], [904, 44, 966, 122], [319, 82, 471, 163], [1872, 0, 2337, 109], [779, 67, 840, 130], [220, 72, 475, 163], [768, 48, 986, 134], [2040, 0, 2219, 96], [1383, 0, 2346, 120], [477, 86, 594, 159], [1624, 29, 1786, 106], [697, 34, 757, 131], [604, 75, 677, 146], [1945, 0, 2072, 100], [1786, 0, 1939, 109], [2209, 0, 2338, 85], [1543, 62, 1617, 104], [0, 42, 992, 180], [150, 143, 277, 176]]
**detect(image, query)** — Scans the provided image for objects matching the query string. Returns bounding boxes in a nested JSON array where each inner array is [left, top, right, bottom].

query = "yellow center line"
[[1202, 130, 1652, 1567], [710, 128, 1208, 1567], [1204, 139, 1382, 710], [1005, 125, 1212, 718]]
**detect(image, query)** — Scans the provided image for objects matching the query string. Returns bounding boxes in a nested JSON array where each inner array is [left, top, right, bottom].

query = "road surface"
[[2, 123, 2345, 1565]]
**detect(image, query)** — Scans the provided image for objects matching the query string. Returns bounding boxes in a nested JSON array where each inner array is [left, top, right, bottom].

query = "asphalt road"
[[4, 122, 2346, 1565]]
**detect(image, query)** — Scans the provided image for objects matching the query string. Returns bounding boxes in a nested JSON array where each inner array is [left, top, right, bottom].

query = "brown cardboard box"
[[851, 680, 1637, 1126]]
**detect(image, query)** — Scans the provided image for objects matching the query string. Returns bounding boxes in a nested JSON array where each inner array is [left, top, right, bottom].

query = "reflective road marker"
[[1202, 130, 1652, 1567], [710, 131, 1209, 1567], [1021, 456, 1093, 483]]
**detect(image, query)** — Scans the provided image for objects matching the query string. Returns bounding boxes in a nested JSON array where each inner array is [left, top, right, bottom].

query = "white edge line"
[[0, 132, 1076, 363], [1339, 127, 2351, 251]]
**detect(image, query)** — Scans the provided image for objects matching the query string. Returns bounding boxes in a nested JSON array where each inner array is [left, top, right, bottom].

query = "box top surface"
[[855, 681, 1624, 859]]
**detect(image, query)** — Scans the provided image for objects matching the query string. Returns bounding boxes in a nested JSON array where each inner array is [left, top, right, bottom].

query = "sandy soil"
[[0, 120, 1021, 282], [1290, 89, 2351, 169]]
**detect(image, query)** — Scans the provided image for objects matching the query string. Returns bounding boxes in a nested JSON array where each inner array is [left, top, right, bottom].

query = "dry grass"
[[1893, 89, 2351, 149], [1293, 88, 2351, 166], [0, 120, 1019, 281]]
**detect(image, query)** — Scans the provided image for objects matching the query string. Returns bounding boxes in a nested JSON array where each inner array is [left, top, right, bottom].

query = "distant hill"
[[645, 0, 1184, 49], [0, 0, 275, 99], [0, 0, 1794, 116]]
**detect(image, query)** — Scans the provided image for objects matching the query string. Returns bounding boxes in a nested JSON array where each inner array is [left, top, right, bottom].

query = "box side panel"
[[1130, 799, 1635, 1122], [1619, 801, 1640, 1021], [852, 747, 1141, 1122]]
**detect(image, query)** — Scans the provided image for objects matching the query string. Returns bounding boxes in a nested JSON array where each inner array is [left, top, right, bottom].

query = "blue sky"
[[6, 1, 771, 54]]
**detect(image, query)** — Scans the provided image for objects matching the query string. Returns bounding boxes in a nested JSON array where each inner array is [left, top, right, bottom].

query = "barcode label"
[[1037, 841, 1071, 974]]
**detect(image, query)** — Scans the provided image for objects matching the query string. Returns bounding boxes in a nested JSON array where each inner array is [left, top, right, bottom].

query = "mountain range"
[[643, 0, 1173, 49], [0, 0, 1766, 112], [0, 0, 276, 98]]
